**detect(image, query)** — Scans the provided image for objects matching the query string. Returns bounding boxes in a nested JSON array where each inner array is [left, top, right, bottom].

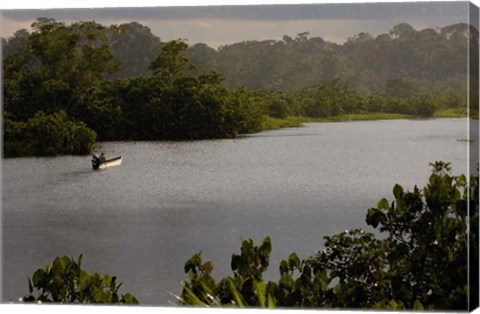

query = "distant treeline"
[[2, 18, 477, 157], [5, 19, 476, 93]]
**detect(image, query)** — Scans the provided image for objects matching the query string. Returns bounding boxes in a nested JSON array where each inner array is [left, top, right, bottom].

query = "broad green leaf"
[[267, 292, 276, 308], [393, 184, 404, 199], [79, 270, 90, 291], [288, 252, 301, 269], [259, 236, 272, 255], [122, 293, 139, 305], [32, 269, 47, 287], [377, 198, 389, 210], [241, 239, 254, 257], [231, 254, 242, 271], [366, 208, 385, 228], [413, 299, 424, 310], [279, 260, 289, 275], [184, 252, 202, 273], [279, 274, 294, 290]]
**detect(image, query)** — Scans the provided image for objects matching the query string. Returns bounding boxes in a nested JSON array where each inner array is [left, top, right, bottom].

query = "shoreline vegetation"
[[2, 18, 478, 158], [261, 109, 469, 131], [4, 112, 470, 158]]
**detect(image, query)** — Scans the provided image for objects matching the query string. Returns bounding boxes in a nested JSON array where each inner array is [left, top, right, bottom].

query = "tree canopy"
[[2, 19, 476, 157]]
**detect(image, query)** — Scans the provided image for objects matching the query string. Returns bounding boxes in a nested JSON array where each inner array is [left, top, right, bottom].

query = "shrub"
[[179, 162, 478, 310], [4, 110, 96, 157], [21, 255, 138, 304]]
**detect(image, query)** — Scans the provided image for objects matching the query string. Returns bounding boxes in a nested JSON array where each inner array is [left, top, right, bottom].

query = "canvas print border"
[[1, 0, 479, 311]]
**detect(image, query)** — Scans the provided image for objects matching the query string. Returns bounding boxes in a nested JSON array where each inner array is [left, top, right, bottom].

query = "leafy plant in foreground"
[[21, 255, 138, 304], [179, 162, 479, 310]]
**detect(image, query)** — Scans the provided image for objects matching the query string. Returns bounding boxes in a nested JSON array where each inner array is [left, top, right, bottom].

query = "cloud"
[[1, 2, 470, 47], [143, 15, 463, 49], [1, 2, 469, 22]]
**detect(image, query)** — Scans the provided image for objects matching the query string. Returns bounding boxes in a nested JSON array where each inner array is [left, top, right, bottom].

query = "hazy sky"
[[0, 1, 473, 49]]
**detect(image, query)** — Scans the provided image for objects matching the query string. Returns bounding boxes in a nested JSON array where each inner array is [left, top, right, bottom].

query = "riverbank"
[[4, 109, 470, 158], [261, 108, 469, 131]]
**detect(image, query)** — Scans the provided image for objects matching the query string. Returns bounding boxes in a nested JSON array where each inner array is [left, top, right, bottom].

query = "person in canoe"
[[92, 153, 106, 169], [92, 153, 122, 170], [92, 153, 106, 163]]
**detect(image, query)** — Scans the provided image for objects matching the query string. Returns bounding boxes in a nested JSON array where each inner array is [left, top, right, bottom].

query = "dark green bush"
[[179, 162, 479, 310], [21, 255, 138, 304], [4, 110, 96, 157]]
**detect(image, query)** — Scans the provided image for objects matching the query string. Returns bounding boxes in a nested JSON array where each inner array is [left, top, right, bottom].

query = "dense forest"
[[2, 18, 478, 156]]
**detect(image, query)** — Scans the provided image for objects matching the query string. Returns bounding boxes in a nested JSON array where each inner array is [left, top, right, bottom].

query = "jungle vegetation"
[[2, 18, 477, 156], [21, 254, 138, 304], [178, 162, 479, 310]]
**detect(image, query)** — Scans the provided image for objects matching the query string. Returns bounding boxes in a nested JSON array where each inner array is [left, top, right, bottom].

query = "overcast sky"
[[0, 1, 475, 49]]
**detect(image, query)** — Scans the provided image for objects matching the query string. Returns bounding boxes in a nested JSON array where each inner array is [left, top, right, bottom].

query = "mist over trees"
[[195, 24, 471, 95], [3, 19, 473, 93], [2, 18, 477, 156]]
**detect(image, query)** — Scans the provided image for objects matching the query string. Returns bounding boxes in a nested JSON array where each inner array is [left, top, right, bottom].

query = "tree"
[[390, 23, 417, 40], [312, 161, 477, 310], [187, 43, 217, 73], [299, 80, 360, 117], [107, 22, 163, 79], [3, 18, 120, 120], [89, 40, 264, 141], [412, 93, 436, 117], [149, 39, 193, 81]]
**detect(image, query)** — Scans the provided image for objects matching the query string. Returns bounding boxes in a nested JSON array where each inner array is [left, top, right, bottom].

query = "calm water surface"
[[2, 119, 472, 305]]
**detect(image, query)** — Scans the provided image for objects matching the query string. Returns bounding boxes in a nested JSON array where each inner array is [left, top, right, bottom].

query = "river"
[[1, 119, 473, 305]]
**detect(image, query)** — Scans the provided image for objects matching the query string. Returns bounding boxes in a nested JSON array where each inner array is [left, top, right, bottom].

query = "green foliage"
[[107, 22, 163, 79], [21, 255, 138, 304], [180, 237, 274, 307], [179, 162, 479, 310], [412, 93, 436, 117], [298, 80, 360, 118], [190, 23, 470, 97], [4, 111, 96, 157], [149, 39, 193, 79], [311, 160, 478, 310], [261, 116, 304, 131], [4, 18, 119, 121], [94, 45, 263, 141], [5, 19, 469, 97], [3, 19, 471, 157], [3, 27, 265, 151]]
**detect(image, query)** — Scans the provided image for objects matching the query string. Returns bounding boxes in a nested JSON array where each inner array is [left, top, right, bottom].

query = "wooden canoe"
[[92, 156, 122, 170]]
